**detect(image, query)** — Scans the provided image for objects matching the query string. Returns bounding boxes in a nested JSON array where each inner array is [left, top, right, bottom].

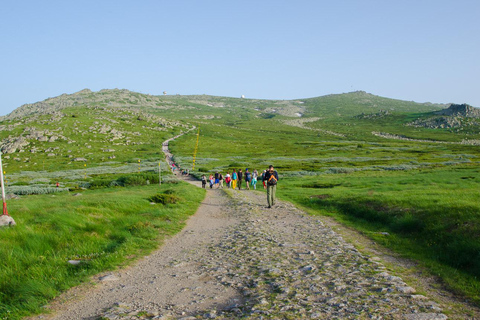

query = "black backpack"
[[267, 172, 277, 185]]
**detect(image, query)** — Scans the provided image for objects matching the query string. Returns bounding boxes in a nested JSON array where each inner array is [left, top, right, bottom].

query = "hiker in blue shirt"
[[245, 168, 252, 190]]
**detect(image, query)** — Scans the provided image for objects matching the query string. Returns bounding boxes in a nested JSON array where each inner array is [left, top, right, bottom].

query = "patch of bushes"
[[302, 182, 341, 189], [228, 162, 244, 168], [325, 167, 356, 174], [7, 186, 69, 195], [148, 193, 180, 205], [84, 172, 164, 190], [89, 179, 113, 189]]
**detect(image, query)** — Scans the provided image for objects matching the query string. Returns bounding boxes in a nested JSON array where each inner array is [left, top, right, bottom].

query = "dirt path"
[[372, 131, 480, 146], [37, 186, 451, 320], [281, 117, 346, 137], [30, 133, 478, 319]]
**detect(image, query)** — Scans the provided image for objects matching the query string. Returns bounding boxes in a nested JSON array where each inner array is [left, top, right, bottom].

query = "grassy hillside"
[[0, 88, 480, 317]]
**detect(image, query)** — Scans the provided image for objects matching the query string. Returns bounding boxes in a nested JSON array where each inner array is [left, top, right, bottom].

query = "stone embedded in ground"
[[398, 286, 417, 294], [404, 313, 448, 320], [0, 215, 16, 227], [99, 274, 120, 282]]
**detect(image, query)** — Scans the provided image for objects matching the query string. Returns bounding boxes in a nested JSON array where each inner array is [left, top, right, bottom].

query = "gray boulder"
[[0, 215, 16, 227]]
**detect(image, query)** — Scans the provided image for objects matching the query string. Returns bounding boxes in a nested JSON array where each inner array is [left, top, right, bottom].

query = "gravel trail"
[[29, 133, 454, 319], [33, 183, 449, 320]]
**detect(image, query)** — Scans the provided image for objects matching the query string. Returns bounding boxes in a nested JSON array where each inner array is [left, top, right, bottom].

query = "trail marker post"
[[192, 128, 200, 170], [0, 152, 7, 216], [0, 152, 15, 226]]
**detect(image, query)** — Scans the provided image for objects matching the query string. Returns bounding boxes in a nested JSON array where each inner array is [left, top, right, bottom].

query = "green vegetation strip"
[[0, 181, 205, 320], [276, 166, 480, 306]]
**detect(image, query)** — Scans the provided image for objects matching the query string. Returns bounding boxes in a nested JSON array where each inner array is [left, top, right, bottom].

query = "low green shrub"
[[302, 182, 341, 188], [89, 179, 113, 189], [325, 167, 356, 174], [7, 186, 69, 195], [117, 175, 146, 186], [148, 193, 180, 205]]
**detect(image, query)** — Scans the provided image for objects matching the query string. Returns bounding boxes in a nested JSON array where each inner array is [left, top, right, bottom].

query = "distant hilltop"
[[436, 103, 480, 118], [2, 88, 470, 122]]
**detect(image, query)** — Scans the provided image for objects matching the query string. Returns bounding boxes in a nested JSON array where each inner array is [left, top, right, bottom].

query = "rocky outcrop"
[[408, 116, 474, 129], [0, 136, 30, 154], [435, 103, 480, 118], [407, 103, 480, 129], [355, 110, 391, 119]]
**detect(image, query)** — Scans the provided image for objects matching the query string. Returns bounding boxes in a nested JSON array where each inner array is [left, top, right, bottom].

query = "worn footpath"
[[29, 130, 452, 319], [32, 178, 449, 319]]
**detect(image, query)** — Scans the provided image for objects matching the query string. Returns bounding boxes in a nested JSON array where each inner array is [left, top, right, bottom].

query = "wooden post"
[[0, 152, 8, 215]]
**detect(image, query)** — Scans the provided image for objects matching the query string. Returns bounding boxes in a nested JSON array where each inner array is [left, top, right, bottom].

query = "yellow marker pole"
[[138, 159, 141, 173], [84, 163, 87, 179], [192, 128, 200, 170]]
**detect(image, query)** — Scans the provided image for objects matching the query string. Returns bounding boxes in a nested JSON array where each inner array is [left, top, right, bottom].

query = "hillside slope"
[[1, 89, 479, 178]]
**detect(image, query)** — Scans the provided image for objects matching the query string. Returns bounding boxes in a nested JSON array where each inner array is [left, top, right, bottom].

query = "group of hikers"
[[201, 165, 279, 208]]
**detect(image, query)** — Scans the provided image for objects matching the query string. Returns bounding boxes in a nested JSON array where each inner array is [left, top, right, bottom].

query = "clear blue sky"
[[1, 0, 479, 115]]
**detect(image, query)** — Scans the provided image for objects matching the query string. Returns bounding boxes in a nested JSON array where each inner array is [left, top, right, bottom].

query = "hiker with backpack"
[[209, 174, 214, 189], [263, 165, 279, 208], [218, 172, 224, 189], [214, 171, 220, 188], [225, 172, 231, 188], [237, 169, 243, 190], [201, 174, 207, 189], [245, 168, 252, 190], [231, 169, 238, 189], [251, 169, 258, 190]]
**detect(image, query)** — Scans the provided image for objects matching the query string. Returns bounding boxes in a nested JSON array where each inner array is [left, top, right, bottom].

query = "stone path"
[[33, 184, 448, 320], [29, 133, 455, 320]]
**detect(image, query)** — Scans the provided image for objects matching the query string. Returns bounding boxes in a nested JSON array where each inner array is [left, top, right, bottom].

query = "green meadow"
[[1, 89, 479, 318], [0, 182, 205, 319], [277, 168, 480, 305]]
